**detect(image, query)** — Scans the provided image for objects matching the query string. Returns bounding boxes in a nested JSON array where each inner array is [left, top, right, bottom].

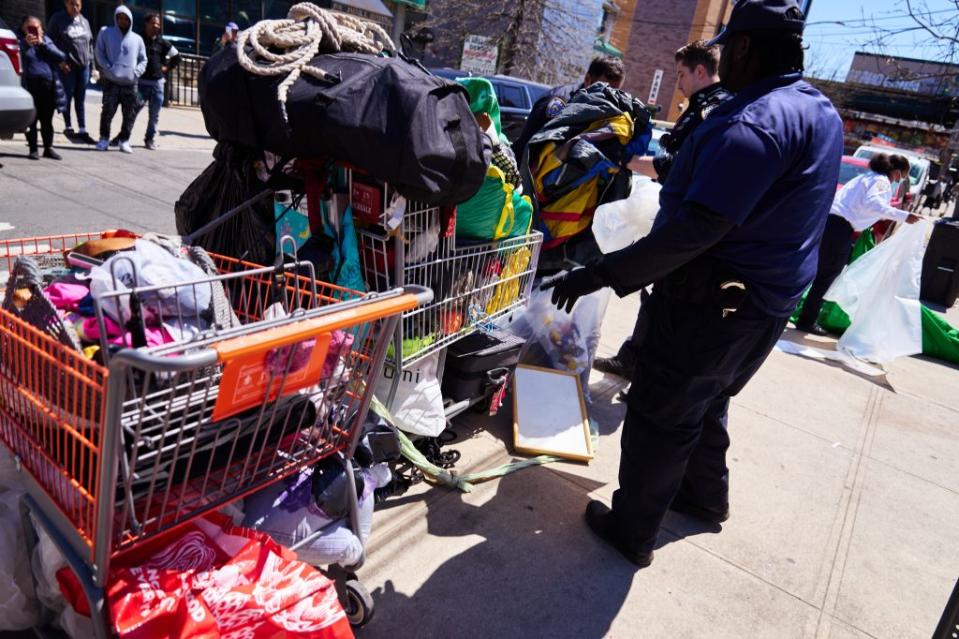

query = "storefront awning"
[[594, 38, 622, 58], [335, 0, 393, 18]]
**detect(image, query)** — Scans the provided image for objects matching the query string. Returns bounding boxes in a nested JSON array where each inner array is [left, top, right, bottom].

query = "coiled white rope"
[[236, 2, 395, 119]]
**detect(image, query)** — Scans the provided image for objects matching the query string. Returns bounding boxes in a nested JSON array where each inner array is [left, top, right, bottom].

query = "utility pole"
[[392, 3, 407, 47]]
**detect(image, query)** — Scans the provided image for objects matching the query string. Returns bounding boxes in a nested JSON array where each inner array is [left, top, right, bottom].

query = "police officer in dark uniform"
[[544, 0, 843, 567], [595, 40, 733, 380], [512, 56, 625, 161]]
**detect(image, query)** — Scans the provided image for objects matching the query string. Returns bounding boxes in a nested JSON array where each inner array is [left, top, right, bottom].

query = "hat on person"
[[706, 0, 806, 46], [226, 22, 239, 33]]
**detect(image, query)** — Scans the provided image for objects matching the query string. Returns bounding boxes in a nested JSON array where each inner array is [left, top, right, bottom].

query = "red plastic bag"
[[57, 514, 353, 639]]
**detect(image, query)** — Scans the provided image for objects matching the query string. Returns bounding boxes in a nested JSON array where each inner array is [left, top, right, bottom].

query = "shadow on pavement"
[[358, 468, 635, 639], [158, 129, 212, 140]]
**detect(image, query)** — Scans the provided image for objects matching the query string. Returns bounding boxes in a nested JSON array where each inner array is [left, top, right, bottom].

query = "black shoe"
[[669, 493, 729, 524], [584, 500, 654, 568], [794, 321, 830, 337], [110, 135, 120, 147], [593, 355, 634, 379], [43, 148, 62, 161], [63, 127, 75, 137], [27, 150, 39, 160], [76, 132, 97, 145]]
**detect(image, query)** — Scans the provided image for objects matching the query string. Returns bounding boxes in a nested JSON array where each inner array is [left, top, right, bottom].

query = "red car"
[[837, 156, 910, 242]]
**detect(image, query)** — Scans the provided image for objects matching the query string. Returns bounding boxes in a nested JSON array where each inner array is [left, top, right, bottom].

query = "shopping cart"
[[349, 169, 543, 411], [0, 231, 431, 636]]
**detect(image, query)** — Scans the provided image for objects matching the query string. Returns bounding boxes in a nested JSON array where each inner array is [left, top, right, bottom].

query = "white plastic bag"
[[592, 175, 661, 254], [501, 285, 610, 404], [374, 350, 447, 437], [824, 220, 930, 364]]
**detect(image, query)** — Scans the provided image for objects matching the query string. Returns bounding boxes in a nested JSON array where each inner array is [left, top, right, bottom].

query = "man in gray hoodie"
[[94, 5, 146, 154]]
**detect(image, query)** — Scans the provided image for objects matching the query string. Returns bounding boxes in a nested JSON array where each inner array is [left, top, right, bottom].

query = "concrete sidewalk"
[[1, 98, 956, 638], [356, 292, 959, 638]]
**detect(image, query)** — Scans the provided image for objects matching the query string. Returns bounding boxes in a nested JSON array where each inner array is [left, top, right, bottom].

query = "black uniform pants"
[[795, 214, 854, 328], [99, 81, 139, 142], [24, 77, 56, 152], [613, 290, 787, 554]]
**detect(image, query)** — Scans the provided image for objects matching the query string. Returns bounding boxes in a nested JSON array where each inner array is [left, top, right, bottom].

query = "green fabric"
[[789, 227, 959, 365], [456, 166, 533, 241], [921, 306, 959, 365], [593, 38, 623, 58], [456, 77, 503, 139]]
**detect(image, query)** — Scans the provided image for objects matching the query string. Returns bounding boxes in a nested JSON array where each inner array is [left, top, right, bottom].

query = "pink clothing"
[[44, 282, 91, 312], [77, 316, 173, 347]]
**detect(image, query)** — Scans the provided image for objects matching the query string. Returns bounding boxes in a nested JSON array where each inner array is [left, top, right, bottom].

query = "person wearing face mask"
[[794, 152, 920, 336], [94, 5, 146, 154]]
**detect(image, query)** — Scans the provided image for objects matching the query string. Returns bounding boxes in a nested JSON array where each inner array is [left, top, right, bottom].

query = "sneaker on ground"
[[95, 138, 109, 151], [119, 140, 133, 154], [43, 148, 62, 161], [63, 127, 75, 137], [144, 139, 157, 151], [27, 150, 39, 161], [77, 131, 97, 145]]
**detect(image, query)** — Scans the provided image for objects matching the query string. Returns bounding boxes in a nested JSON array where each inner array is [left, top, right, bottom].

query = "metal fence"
[[165, 53, 207, 108]]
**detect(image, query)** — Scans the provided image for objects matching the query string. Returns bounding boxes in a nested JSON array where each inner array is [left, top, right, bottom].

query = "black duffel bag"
[[200, 49, 490, 205]]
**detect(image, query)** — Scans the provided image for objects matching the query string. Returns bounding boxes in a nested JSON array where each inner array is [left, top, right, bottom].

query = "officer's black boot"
[[584, 500, 654, 568]]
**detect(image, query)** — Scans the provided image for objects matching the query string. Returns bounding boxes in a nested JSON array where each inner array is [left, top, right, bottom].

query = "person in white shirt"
[[795, 153, 920, 335]]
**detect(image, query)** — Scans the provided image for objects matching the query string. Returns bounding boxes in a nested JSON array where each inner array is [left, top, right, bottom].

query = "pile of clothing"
[[4, 232, 232, 365]]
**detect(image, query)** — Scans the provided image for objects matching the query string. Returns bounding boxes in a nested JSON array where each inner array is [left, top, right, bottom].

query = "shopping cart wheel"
[[343, 578, 375, 627]]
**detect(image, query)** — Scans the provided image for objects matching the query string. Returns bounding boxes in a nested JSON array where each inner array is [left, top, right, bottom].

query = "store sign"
[[461, 34, 498, 76], [394, 0, 426, 7], [648, 69, 664, 105]]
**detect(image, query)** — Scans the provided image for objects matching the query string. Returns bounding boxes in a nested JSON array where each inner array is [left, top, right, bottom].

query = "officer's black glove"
[[540, 265, 607, 314]]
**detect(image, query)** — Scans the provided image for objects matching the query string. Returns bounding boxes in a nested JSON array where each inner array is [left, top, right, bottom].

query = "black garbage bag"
[[199, 49, 490, 205], [174, 141, 277, 266]]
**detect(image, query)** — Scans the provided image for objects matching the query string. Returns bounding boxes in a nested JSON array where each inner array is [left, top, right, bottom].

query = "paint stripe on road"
[[0, 223, 14, 233]]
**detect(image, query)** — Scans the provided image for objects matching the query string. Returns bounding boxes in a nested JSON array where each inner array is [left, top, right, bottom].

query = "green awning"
[[393, 0, 425, 8], [594, 38, 622, 58]]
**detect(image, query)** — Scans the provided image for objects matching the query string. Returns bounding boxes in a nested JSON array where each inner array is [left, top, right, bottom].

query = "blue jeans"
[[138, 79, 164, 142], [59, 64, 89, 130]]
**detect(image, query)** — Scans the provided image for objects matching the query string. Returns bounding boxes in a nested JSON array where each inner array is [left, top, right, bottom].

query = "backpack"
[[199, 50, 490, 205]]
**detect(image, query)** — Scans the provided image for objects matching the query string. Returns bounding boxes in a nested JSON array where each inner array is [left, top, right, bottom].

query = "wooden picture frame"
[[512, 364, 593, 462]]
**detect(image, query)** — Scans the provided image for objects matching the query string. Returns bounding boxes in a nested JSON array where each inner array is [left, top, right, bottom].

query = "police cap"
[[706, 0, 806, 46]]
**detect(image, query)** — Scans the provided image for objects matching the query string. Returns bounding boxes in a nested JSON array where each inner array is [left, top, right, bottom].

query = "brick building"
[[620, 0, 813, 123], [620, 0, 733, 122]]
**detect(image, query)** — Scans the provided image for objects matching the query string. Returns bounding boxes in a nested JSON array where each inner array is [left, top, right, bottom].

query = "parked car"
[[430, 67, 551, 143], [852, 144, 930, 210], [0, 16, 35, 140]]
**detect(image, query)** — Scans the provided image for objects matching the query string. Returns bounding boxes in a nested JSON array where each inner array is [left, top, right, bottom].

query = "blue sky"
[[805, 0, 959, 78]]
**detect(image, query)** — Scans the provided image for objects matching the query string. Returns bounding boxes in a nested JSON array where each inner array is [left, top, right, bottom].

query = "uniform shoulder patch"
[[700, 103, 718, 120], [545, 97, 567, 118]]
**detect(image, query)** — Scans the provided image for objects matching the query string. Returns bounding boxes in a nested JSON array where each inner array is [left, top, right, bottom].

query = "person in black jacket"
[[19, 16, 66, 161], [512, 56, 625, 162], [139, 13, 180, 150], [594, 40, 733, 381]]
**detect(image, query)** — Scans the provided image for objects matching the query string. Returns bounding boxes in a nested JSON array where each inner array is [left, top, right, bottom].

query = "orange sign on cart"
[[212, 325, 332, 422]]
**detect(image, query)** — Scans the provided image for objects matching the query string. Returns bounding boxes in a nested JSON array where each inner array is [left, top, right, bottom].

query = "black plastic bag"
[[174, 142, 277, 266]]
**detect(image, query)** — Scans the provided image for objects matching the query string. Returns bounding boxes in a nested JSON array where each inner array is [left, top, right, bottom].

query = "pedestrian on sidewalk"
[[545, 0, 843, 568], [212, 22, 239, 56], [94, 5, 146, 154], [794, 153, 920, 336], [139, 13, 180, 151], [47, 0, 95, 144], [595, 40, 732, 382], [18, 16, 66, 161]]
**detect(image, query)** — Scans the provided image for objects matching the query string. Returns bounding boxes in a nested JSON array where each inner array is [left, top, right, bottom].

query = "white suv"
[[0, 16, 35, 139]]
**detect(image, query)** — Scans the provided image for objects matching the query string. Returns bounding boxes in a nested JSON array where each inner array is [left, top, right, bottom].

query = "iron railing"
[[165, 53, 207, 108]]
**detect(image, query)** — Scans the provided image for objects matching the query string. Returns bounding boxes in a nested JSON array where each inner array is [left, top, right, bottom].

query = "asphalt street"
[[0, 92, 215, 238]]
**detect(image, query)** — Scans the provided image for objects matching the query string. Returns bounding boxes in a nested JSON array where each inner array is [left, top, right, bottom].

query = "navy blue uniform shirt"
[[656, 72, 843, 317]]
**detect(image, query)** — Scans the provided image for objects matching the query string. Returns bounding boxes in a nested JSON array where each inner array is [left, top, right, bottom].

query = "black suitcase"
[[442, 329, 526, 403], [921, 219, 959, 308]]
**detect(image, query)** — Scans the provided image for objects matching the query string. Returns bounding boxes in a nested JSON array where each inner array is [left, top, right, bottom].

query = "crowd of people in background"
[[14, 0, 181, 161]]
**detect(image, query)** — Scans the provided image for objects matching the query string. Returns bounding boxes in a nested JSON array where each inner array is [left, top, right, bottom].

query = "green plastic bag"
[[921, 306, 959, 365], [456, 166, 533, 241]]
